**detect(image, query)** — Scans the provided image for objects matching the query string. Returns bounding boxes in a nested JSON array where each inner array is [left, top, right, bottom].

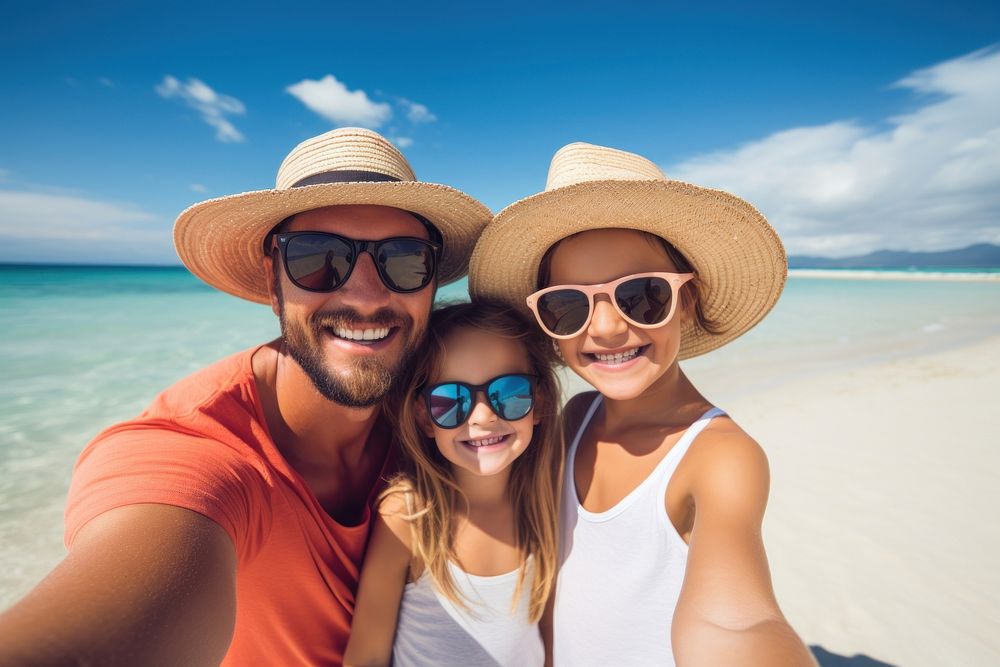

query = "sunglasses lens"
[[615, 276, 673, 326], [488, 375, 534, 421], [427, 383, 472, 429], [536, 289, 590, 336], [377, 239, 436, 292], [284, 234, 353, 291]]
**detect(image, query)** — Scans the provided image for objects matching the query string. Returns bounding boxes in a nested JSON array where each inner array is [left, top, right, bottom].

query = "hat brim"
[[174, 181, 492, 304], [469, 179, 786, 359]]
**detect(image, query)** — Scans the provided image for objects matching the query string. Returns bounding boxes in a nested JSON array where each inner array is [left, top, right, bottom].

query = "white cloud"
[[0, 189, 173, 263], [401, 98, 437, 124], [190, 183, 208, 193], [98, 77, 114, 88], [668, 47, 1000, 256], [286, 75, 391, 128], [394, 136, 414, 148], [0, 190, 159, 241], [156, 75, 246, 143]]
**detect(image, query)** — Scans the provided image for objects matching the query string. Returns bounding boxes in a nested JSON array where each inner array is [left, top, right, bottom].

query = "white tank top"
[[553, 394, 724, 666], [392, 559, 544, 666]]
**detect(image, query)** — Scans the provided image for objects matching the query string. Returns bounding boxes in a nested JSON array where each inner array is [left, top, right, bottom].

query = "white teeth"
[[465, 434, 507, 447], [333, 326, 390, 341], [595, 348, 640, 364]]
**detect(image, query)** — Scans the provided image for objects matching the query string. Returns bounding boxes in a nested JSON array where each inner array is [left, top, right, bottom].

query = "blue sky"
[[1, 0, 998, 264]]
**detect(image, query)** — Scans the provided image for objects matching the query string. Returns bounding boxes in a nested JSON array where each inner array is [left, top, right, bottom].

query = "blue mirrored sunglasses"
[[421, 373, 537, 429]]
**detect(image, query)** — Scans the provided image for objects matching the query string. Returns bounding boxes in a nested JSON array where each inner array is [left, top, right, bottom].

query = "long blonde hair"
[[382, 300, 563, 622]]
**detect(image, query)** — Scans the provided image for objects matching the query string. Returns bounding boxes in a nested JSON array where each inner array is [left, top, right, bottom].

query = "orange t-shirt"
[[65, 347, 392, 665]]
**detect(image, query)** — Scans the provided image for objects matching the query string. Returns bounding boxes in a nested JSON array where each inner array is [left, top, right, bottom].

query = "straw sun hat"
[[469, 142, 786, 359], [174, 127, 492, 303]]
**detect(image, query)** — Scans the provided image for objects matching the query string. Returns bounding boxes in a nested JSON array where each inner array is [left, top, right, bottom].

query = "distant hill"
[[788, 243, 1000, 269]]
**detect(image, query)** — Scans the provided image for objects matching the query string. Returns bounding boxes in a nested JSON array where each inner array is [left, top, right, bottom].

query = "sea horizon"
[[5, 260, 998, 275]]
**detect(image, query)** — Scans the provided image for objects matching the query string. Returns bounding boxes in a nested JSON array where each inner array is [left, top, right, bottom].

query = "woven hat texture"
[[174, 127, 492, 303]]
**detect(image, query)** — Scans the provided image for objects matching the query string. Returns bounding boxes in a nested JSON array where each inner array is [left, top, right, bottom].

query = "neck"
[[601, 362, 710, 434], [253, 340, 383, 468], [452, 466, 511, 511]]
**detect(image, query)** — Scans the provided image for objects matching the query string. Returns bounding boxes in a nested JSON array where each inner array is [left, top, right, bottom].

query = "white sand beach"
[[562, 334, 1000, 666]]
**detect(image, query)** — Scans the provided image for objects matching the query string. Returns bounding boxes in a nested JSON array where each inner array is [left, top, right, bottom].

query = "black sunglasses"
[[421, 373, 537, 429], [272, 231, 441, 294]]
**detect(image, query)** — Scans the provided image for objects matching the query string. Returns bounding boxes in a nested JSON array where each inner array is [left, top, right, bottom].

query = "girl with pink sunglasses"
[[470, 142, 815, 666]]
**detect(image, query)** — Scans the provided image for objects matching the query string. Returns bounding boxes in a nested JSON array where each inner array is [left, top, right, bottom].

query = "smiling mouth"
[[326, 325, 395, 345], [587, 345, 647, 365], [460, 434, 512, 448]]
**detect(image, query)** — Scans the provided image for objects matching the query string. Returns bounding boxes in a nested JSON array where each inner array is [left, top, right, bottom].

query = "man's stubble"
[[275, 281, 424, 408]]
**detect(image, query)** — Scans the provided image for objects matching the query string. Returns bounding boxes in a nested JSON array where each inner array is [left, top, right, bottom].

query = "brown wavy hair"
[[381, 300, 563, 622]]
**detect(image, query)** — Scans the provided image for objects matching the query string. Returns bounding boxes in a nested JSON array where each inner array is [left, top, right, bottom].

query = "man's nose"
[[337, 249, 391, 310]]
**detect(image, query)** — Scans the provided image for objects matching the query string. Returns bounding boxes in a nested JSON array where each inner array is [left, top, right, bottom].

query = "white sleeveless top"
[[553, 394, 725, 666], [392, 559, 544, 667]]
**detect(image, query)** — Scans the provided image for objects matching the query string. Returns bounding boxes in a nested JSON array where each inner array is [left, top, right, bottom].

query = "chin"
[[580, 367, 660, 401], [591, 383, 648, 401]]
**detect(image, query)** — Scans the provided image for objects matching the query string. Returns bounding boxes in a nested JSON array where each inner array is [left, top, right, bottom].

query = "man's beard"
[[278, 301, 421, 408]]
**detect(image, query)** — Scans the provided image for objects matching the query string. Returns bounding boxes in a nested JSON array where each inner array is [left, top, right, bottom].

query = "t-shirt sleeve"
[[65, 424, 268, 561]]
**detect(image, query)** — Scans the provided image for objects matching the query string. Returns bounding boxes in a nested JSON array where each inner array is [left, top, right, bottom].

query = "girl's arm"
[[344, 495, 413, 667], [671, 420, 816, 667]]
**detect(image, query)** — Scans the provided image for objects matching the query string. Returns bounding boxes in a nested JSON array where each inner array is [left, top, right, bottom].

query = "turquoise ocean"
[[2, 264, 999, 605]]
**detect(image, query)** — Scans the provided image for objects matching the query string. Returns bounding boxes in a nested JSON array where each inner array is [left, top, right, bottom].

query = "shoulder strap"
[[568, 394, 603, 459], [662, 407, 726, 474]]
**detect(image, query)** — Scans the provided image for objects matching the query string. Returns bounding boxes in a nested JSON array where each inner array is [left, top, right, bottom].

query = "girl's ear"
[[414, 398, 436, 438]]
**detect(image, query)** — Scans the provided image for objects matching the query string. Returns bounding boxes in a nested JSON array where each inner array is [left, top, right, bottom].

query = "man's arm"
[[671, 423, 816, 667], [0, 503, 237, 667]]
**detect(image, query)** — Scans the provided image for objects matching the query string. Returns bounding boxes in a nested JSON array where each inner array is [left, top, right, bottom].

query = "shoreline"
[[788, 268, 1000, 281]]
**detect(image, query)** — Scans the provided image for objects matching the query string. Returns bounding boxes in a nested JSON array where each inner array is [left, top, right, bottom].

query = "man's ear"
[[414, 399, 437, 439], [263, 253, 281, 318]]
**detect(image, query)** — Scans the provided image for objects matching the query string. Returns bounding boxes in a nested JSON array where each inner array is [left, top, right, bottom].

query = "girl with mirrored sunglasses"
[[344, 301, 563, 667]]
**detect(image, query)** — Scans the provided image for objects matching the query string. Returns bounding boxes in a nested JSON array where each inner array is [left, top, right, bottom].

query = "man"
[[0, 128, 491, 665]]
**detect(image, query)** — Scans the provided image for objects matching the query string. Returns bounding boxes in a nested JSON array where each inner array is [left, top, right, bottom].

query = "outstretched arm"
[[344, 496, 413, 667], [671, 423, 816, 667], [0, 503, 237, 667]]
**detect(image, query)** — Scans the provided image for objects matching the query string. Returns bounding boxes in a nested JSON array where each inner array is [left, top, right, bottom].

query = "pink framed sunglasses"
[[526, 272, 694, 339]]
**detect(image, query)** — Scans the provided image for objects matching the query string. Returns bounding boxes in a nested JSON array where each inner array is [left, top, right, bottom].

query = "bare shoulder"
[[562, 390, 601, 437], [686, 415, 770, 517], [673, 416, 816, 665], [374, 485, 416, 553]]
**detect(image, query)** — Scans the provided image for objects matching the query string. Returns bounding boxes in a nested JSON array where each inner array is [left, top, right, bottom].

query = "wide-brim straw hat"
[[469, 141, 786, 359], [175, 127, 492, 303]]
